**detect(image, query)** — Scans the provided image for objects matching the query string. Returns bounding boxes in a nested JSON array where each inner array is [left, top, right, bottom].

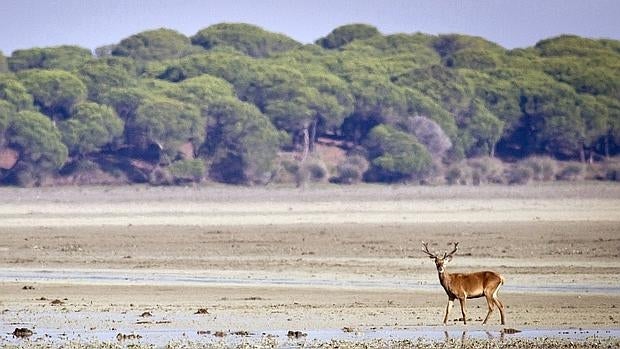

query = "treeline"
[[0, 23, 619, 186]]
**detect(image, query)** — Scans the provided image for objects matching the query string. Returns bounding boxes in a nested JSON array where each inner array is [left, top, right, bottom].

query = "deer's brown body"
[[423, 242, 506, 325]]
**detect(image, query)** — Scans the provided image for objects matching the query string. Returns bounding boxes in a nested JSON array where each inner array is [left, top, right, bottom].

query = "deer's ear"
[[428, 256, 435, 259], [445, 256, 453, 262]]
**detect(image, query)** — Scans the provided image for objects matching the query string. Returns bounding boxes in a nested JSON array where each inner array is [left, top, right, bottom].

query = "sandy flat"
[[0, 183, 619, 347]]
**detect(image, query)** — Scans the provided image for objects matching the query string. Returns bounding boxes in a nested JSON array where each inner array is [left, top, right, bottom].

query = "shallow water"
[[2, 326, 619, 347], [1, 268, 619, 294]]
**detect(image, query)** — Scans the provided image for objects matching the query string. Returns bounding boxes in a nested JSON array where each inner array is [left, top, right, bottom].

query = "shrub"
[[296, 158, 328, 186], [445, 162, 472, 185], [59, 159, 99, 176], [8, 162, 38, 187], [606, 164, 620, 181], [407, 115, 452, 159], [343, 155, 369, 172], [587, 157, 620, 181], [334, 164, 363, 184], [148, 167, 173, 185], [306, 159, 329, 181], [520, 156, 557, 181], [332, 155, 369, 184], [271, 156, 299, 184], [419, 160, 447, 185], [506, 164, 534, 185], [466, 157, 506, 184], [168, 159, 205, 183], [56, 159, 127, 185], [601, 158, 620, 181], [557, 162, 585, 181]]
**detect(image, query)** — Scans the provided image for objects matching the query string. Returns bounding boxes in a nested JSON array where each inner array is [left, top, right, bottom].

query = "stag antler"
[[421, 241, 437, 259], [443, 242, 459, 259]]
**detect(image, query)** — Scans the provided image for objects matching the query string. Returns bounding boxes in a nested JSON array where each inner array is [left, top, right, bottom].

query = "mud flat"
[[0, 183, 619, 347], [2, 327, 620, 348]]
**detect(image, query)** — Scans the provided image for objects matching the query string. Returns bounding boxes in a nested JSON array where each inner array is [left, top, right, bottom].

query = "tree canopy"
[[364, 124, 432, 182], [18, 69, 87, 119], [127, 95, 204, 158], [8, 46, 92, 72], [112, 29, 196, 61], [204, 97, 283, 184], [1, 24, 620, 186], [0, 75, 34, 111], [316, 24, 382, 49], [191, 23, 301, 58], [0, 51, 8, 73], [5, 110, 68, 180], [58, 102, 124, 156]]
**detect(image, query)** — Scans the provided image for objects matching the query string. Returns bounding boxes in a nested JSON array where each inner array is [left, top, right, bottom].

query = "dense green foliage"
[[77, 57, 138, 101], [0, 51, 8, 73], [128, 95, 203, 158], [191, 23, 301, 57], [8, 46, 92, 72], [0, 75, 34, 111], [58, 102, 124, 156], [0, 101, 12, 136], [111, 29, 196, 61], [168, 158, 206, 182], [17, 69, 87, 119], [1, 23, 619, 186], [316, 24, 381, 49], [204, 97, 283, 184], [364, 125, 432, 181], [3, 110, 68, 185]]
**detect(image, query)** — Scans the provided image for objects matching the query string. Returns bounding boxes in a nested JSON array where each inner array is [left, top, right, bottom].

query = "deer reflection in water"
[[443, 330, 507, 345]]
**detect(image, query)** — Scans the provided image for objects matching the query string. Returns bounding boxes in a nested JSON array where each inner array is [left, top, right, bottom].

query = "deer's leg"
[[443, 298, 454, 325], [492, 285, 506, 325], [493, 297, 506, 325], [482, 293, 495, 325], [458, 298, 467, 325]]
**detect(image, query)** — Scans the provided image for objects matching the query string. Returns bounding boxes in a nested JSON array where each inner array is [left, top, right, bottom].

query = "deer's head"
[[422, 242, 459, 273]]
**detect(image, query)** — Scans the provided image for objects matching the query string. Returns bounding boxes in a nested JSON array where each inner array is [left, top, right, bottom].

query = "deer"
[[422, 242, 505, 325]]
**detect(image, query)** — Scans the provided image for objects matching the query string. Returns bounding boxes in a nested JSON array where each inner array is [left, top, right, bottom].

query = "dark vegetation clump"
[[1, 26, 619, 186], [332, 155, 369, 184], [557, 162, 586, 181], [296, 158, 328, 186]]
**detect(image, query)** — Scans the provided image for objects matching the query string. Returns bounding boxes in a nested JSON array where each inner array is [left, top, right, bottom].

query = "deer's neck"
[[438, 270, 453, 292]]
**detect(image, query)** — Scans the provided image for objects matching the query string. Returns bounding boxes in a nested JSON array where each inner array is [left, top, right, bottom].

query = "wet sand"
[[1, 184, 619, 347]]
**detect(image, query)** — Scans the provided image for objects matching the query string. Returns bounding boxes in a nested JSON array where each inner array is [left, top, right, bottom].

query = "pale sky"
[[1, 0, 619, 55]]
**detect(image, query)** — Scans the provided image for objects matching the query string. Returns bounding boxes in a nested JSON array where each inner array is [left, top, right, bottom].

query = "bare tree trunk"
[[580, 143, 586, 163], [301, 126, 309, 163], [309, 119, 317, 153], [605, 135, 610, 159], [296, 126, 311, 189]]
